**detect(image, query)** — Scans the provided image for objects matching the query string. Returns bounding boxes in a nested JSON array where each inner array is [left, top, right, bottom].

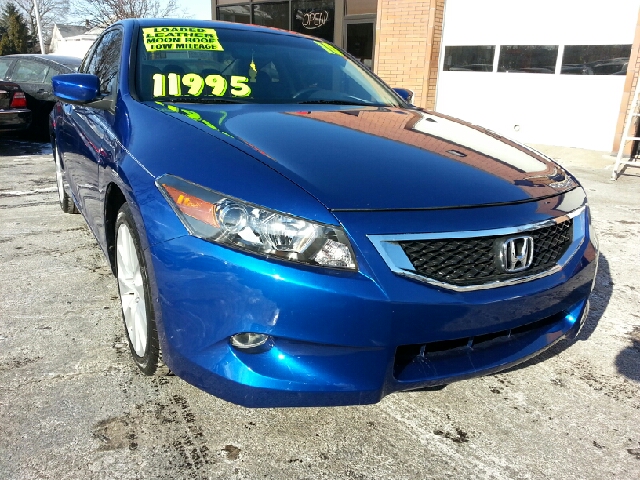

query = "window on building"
[[443, 46, 495, 72], [216, 1, 337, 42], [498, 45, 558, 74], [562, 45, 631, 75], [253, 2, 290, 29], [291, 0, 335, 42], [346, 0, 377, 15], [346, 22, 374, 68], [217, 5, 251, 24]]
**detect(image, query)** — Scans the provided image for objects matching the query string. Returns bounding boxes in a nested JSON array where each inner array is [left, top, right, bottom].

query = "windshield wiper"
[[296, 99, 378, 106]]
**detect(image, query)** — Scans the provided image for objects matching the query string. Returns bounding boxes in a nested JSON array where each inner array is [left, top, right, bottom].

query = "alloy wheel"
[[54, 147, 65, 205], [116, 223, 148, 357]]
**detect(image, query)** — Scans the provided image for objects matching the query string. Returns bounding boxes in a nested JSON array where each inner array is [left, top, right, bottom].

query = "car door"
[[8, 59, 53, 131], [56, 46, 95, 210], [60, 28, 123, 238], [8, 59, 49, 99]]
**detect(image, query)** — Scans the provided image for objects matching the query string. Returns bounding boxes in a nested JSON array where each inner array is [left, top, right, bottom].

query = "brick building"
[[212, 0, 640, 153]]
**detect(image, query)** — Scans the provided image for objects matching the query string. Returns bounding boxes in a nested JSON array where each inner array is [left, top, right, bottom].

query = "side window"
[[45, 66, 61, 84], [10, 60, 49, 82], [0, 59, 13, 80], [85, 29, 123, 95], [79, 42, 98, 73]]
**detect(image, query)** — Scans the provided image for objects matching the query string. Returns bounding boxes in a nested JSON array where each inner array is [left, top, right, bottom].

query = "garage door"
[[436, 0, 638, 151]]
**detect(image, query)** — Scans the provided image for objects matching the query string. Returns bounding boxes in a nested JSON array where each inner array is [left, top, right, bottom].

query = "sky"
[[172, 0, 212, 20], [64, 0, 212, 26]]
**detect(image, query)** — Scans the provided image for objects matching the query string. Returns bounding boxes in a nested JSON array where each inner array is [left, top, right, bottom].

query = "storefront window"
[[443, 46, 495, 72], [562, 45, 631, 75], [498, 45, 558, 74], [291, 0, 335, 42], [346, 0, 377, 15], [216, 1, 337, 42], [346, 22, 374, 68], [253, 2, 290, 29], [217, 5, 251, 24]]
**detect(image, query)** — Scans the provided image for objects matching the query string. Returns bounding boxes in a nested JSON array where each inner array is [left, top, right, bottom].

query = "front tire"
[[54, 143, 78, 214], [115, 203, 161, 375]]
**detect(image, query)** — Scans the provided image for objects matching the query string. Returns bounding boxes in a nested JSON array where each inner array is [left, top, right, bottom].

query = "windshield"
[[135, 25, 401, 106]]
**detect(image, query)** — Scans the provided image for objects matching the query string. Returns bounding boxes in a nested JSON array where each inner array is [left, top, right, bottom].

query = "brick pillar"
[[613, 7, 640, 154], [374, 0, 445, 110]]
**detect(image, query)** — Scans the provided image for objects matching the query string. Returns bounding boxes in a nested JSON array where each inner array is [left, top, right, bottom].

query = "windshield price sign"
[[143, 27, 224, 52]]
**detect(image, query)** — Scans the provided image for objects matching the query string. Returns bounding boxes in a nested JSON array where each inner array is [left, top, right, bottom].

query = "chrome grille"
[[398, 219, 573, 286]]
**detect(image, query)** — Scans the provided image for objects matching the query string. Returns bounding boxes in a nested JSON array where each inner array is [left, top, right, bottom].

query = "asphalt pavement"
[[0, 137, 639, 480]]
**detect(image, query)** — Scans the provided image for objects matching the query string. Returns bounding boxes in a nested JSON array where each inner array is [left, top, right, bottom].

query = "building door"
[[345, 20, 375, 69]]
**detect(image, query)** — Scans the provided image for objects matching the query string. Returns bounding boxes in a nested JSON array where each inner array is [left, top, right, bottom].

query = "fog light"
[[230, 332, 269, 349]]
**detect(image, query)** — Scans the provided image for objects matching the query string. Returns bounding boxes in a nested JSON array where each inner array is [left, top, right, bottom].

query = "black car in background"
[[0, 81, 31, 132], [0, 54, 81, 137]]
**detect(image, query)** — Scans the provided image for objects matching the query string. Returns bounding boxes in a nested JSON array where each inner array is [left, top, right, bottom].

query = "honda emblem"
[[500, 236, 534, 272]]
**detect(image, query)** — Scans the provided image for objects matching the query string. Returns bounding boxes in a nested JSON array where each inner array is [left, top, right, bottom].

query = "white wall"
[[436, 0, 639, 151], [52, 37, 97, 59]]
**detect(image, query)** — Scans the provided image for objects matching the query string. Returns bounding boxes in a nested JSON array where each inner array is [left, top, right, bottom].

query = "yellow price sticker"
[[315, 41, 343, 56], [143, 27, 224, 52], [152, 73, 251, 98]]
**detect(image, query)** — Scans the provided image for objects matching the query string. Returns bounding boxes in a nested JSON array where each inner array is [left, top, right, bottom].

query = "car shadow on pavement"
[[502, 253, 613, 373], [615, 326, 640, 383], [0, 136, 51, 156]]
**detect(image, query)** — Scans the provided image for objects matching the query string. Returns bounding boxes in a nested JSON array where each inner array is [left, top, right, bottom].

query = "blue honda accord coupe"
[[50, 19, 598, 407]]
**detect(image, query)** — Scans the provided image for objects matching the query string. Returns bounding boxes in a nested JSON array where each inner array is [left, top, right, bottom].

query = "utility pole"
[[33, 0, 45, 54]]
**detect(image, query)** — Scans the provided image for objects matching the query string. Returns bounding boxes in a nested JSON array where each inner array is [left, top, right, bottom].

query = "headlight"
[[157, 174, 357, 270]]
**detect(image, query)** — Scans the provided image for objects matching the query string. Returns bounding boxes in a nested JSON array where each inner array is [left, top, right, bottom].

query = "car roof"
[[3, 54, 82, 70], [123, 17, 321, 42]]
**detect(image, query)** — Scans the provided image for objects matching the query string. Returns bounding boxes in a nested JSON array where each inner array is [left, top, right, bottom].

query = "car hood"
[[149, 103, 576, 210]]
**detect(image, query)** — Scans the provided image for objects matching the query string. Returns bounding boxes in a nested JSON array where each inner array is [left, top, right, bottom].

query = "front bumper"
[[146, 195, 598, 407]]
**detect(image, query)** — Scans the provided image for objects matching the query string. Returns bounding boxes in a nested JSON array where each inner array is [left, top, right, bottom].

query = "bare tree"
[[71, 0, 179, 29], [2, 0, 69, 52]]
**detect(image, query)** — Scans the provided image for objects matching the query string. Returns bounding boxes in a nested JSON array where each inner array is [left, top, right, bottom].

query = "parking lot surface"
[[0, 138, 639, 480]]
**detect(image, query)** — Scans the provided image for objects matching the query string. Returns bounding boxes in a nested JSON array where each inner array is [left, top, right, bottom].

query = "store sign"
[[292, 3, 335, 42], [297, 9, 330, 30]]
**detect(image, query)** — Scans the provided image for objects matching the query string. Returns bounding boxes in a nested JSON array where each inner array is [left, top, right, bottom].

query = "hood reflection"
[[287, 108, 572, 198]]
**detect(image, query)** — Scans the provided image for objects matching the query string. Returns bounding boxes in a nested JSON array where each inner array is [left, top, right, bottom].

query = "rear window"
[[136, 25, 400, 106]]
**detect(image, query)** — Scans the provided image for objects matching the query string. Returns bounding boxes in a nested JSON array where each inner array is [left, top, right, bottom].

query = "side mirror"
[[52, 74, 114, 111], [393, 88, 414, 105], [52, 74, 100, 104]]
